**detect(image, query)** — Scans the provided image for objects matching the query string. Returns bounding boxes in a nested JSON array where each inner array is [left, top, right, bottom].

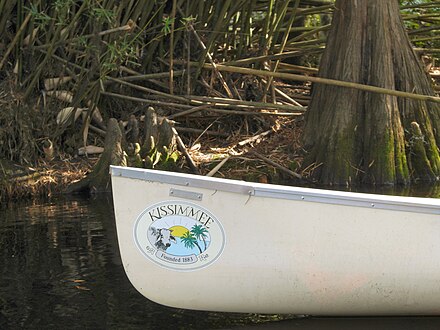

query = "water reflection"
[[0, 195, 284, 329]]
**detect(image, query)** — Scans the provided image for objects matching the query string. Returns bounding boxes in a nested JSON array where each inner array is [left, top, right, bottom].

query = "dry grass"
[[187, 116, 306, 183]]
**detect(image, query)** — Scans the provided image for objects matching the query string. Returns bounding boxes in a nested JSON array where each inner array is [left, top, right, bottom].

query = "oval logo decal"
[[134, 200, 225, 271]]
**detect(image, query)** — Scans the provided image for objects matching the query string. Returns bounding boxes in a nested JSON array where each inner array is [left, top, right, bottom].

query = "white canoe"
[[110, 166, 440, 315]]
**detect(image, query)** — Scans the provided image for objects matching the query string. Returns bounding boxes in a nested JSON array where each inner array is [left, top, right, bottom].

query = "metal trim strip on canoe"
[[110, 166, 440, 215], [111, 166, 254, 195], [253, 187, 440, 215]]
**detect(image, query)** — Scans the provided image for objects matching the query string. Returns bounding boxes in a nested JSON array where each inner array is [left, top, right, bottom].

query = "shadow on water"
[[0, 184, 440, 329]]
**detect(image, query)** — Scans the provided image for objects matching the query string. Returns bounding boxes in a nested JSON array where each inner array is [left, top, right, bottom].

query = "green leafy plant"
[[162, 16, 175, 35], [27, 4, 52, 27], [90, 7, 116, 24], [144, 146, 180, 170]]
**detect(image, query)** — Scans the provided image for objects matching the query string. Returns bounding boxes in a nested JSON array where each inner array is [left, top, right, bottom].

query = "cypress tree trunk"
[[66, 118, 126, 193], [303, 0, 440, 186]]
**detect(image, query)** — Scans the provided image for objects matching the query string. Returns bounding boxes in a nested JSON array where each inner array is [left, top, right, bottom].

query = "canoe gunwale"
[[110, 166, 440, 215]]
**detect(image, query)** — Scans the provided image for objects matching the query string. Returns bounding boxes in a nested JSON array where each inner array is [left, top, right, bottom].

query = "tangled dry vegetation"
[[0, 72, 311, 200], [1, 0, 440, 199]]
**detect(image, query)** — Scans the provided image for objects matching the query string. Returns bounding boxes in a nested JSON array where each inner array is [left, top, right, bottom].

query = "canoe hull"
[[111, 166, 440, 315]]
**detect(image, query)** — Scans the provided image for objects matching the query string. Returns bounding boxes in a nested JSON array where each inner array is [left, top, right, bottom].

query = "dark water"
[[1, 193, 440, 329]]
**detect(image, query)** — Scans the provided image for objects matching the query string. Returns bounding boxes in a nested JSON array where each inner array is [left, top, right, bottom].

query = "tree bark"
[[303, 0, 440, 185], [66, 118, 126, 193], [141, 106, 158, 158]]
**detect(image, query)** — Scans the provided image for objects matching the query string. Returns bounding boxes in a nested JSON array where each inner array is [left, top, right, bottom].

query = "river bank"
[[0, 157, 96, 201], [0, 115, 305, 202]]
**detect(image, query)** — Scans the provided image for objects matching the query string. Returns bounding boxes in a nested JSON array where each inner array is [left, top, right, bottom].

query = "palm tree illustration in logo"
[[190, 224, 209, 251], [180, 225, 209, 254], [181, 230, 202, 254]]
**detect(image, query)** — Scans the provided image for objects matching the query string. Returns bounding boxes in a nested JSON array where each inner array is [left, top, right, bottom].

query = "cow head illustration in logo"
[[150, 227, 177, 251]]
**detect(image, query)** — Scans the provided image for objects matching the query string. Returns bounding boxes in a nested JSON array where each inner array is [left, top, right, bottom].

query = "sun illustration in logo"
[[169, 225, 188, 237]]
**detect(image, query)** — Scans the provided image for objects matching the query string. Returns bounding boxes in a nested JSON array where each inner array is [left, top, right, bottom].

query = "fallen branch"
[[112, 70, 186, 82], [100, 91, 193, 109], [182, 107, 302, 117], [172, 127, 199, 174], [107, 77, 188, 103], [89, 124, 106, 137], [168, 104, 212, 119], [238, 130, 273, 146], [261, 81, 304, 106], [249, 150, 302, 180], [278, 62, 319, 74], [187, 95, 306, 112], [204, 64, 440, 104], [206, 156, 231, 177]]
